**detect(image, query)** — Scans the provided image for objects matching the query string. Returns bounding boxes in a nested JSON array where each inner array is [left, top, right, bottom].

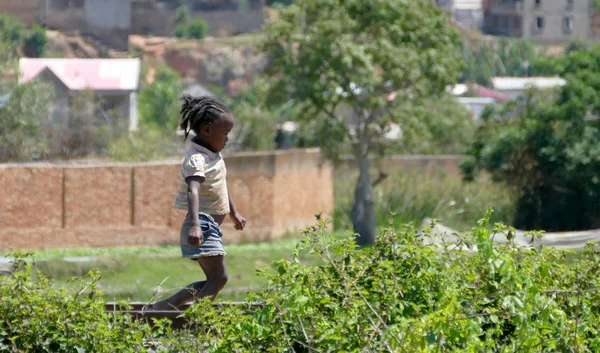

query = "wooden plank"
[[104, 301, 265, 330], [104, 301, 264, 312]]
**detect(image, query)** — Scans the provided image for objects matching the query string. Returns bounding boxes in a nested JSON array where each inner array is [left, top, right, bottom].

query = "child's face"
[[202, 114, 234, 152]]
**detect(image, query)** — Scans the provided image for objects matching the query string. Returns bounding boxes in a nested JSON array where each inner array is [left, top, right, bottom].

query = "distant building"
[[450, 83, 508, 119], [490, 76, 566, 99], [438, 0, 484, 29], [450, 77, 566, 117], [483, 0, 590, 44], [0, 0, 265, 51], [19, 58, 141, 131], [457, 97, 498, 120]]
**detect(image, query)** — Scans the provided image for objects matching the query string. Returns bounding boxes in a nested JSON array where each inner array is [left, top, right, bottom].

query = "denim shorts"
[[180, 213, 226, 259]]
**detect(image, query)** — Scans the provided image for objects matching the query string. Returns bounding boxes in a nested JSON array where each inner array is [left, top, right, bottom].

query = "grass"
[[30, 238, 327, 303], [333, 165, 515, 232]]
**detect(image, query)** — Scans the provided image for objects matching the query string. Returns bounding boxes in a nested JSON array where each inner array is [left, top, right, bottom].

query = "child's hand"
[[230, 212, 246, 231], [188, 225, 203, 246]]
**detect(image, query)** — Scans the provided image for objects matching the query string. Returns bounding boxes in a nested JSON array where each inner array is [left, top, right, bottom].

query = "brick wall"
[[0, 149, 334, 251]]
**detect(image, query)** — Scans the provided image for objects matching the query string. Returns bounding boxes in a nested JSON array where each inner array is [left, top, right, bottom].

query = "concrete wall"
[[0, 0, 39, 25], [0, 149, 334, 251], [130, 6, 265, 37], [521, 0, 590, 44], [484, 0, 590, 44], [84, 0, 130, 50]]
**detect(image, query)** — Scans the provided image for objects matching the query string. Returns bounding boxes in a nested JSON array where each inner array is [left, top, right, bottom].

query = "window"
[[566, 0, 574, 10], [564, 16, 573, 33], [535, 0, 541, 8], [535, 16, 545, 31]]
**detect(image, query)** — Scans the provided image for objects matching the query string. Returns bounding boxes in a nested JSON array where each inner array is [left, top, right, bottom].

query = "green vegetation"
[[0, 14, 47, 58], [460, 38, 545, 86], [3, 216, 600, 351], [262, 0, 464, 245], [462, 46, 600, 231], [107, 64, 185, 162], [108, 126, 182, 162], [334, 165, 514, 232], [0, 65, 53, 162], [173, 5, 209, 40], [23, 25, 47, 57], [138, 64, 183, 131]]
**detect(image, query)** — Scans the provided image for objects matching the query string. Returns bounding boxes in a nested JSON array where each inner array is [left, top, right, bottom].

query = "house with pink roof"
[[18, 58, 141, 131]]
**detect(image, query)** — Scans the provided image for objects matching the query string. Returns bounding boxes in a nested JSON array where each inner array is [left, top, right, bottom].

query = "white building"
[[490, 77, 567, 100], [437, 0, 483, 29]]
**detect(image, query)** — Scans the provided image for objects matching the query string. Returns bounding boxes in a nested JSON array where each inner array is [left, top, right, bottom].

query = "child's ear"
[[202, 124, 211, 136]]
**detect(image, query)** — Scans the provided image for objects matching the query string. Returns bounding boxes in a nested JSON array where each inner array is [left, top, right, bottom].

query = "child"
[[152, 95, 246, 311]]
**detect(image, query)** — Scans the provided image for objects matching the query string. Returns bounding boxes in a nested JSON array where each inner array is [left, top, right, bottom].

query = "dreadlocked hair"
[[179, 95, 231, 140]]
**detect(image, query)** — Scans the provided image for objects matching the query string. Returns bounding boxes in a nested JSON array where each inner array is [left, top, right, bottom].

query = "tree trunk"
[[351, 153, 376, 246]]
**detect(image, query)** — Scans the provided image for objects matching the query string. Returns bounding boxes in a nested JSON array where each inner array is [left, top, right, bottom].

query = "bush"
[[0, 72, 53, 162], [45, 91, 128, 159], [3, 216, 600, 351], [0, 254, 153, 352], [174, 19, 209, 40], [0, 14, 25, 45], [334, 165, 514, 232], [23, 25, 47, 57], [138, 64, 182, 130], [185, 215, 600, 351], [108, 126, 182, 162]]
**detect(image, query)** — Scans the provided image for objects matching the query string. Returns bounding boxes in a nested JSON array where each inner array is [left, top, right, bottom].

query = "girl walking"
[[153, 95, 246, 310]]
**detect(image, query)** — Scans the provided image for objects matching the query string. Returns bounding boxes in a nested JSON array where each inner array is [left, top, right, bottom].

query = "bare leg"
[[152, 261, 209, 311], [193, 255, 228, 301]]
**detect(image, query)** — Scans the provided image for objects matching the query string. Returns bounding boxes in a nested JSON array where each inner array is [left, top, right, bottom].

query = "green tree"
[[173, 5, 209, 40], [138, 64, 182, 130], [23, 25, 48, 57], [0, 66, 53, 162], [226, 80, 280, 151], [462, 46, 600, 231], [175, 5, 191, 25], [262, 0, 463, 244], [0, 14, 25, 46], [460, 38, 542, 86]]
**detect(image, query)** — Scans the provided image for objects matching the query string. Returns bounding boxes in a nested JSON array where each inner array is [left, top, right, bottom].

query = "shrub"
[[0, 254, 153, 352], [108, 126, 182, 162], [3, 215, 600, 351], [183, 214, 600, 352], [23, 25, 47, 57], [334, 165, 515, 231], [138, 64, 182, 130], [0, 72, 53, 162], [174, 19, 209, 40]]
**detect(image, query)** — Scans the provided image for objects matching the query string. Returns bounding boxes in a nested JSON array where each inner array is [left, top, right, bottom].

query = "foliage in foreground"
[[2, 214, 600, 352]]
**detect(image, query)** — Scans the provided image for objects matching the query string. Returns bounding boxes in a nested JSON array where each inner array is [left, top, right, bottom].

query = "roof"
[[19, 58, 141, 91], [473, 85, 510, 102], [449, 83, 509, 102], [491, 76, 566, 91]]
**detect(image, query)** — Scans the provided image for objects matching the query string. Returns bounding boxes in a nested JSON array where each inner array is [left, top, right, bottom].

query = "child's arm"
[[187, 176, 205, 245], [228, 191, 246, 231]]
